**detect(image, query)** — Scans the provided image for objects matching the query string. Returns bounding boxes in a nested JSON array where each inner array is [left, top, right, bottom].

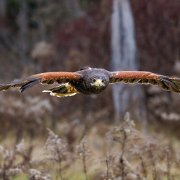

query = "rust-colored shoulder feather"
[[32, 72, 81, 83]]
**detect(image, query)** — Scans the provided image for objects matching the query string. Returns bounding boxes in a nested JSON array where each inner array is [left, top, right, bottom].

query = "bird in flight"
[[0, 67, 180, 97]]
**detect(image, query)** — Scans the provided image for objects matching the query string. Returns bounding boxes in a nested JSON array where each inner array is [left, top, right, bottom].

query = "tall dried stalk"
[[149, 148, 158, 180], [119, 128, 127, 180], [139, 155, 147, 178], [105, 156, 110, 180], [82, 139, 88, 180]]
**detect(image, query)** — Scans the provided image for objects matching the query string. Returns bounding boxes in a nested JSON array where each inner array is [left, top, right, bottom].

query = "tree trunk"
[[0, 0, 6, 16], [17, 0, 29, 65]]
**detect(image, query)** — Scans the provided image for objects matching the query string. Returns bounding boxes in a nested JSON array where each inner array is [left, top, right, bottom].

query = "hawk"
[[0, 67, 180, 97]]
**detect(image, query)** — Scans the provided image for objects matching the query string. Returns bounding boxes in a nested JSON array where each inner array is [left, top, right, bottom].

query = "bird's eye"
[[92, 78, 96, 82], [102, 79, 106, 83]]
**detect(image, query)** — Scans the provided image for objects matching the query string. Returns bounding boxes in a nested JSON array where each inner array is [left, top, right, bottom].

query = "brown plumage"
[[0, 67, 180, 97], [110, 71, 180, 93]]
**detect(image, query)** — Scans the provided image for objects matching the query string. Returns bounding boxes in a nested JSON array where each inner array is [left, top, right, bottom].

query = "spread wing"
[[0, 72, 82, 92], [110, 71, 180, 93]]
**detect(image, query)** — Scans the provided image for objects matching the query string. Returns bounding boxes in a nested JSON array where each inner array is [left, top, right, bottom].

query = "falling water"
[[111, 0, 145, 121]]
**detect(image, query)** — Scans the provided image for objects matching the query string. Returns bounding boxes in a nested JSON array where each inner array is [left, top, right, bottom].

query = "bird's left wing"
[[0, 72, 82, 92], [110, 71, 180, 93]]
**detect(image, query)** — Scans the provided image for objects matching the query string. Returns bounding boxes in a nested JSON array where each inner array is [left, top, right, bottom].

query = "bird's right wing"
[[110, 71, 180, 93], [0, 72, 82, 92]]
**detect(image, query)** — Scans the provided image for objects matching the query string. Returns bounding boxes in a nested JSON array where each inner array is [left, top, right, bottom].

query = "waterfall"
[[111, 0, 145, 121]]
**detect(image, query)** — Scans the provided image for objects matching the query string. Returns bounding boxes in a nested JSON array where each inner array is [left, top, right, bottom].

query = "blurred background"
[[0, 0, 179, 179]]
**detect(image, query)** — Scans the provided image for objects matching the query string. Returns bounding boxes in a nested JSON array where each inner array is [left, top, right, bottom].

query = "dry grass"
[[0, 113, 179, 180]]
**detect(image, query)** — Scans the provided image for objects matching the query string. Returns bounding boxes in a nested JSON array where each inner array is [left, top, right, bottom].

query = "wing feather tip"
[[160, 76, 180, 93]]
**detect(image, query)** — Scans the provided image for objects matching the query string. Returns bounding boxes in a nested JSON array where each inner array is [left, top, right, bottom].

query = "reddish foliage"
[[131, 0, 179, 74], [55, 0, 112, 71]]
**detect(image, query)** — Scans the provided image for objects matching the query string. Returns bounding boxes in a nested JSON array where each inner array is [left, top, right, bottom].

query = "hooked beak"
[[91, 79, 105, 87]]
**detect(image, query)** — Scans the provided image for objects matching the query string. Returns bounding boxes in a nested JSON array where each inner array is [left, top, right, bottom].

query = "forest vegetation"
[[0, 0, 179, 179]]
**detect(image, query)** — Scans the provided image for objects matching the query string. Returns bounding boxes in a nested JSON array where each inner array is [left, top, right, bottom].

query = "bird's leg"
[[43, 83, 78, 97]]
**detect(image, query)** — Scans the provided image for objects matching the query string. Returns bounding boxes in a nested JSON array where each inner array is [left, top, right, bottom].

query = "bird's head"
[[82, 68, 110, 94]]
